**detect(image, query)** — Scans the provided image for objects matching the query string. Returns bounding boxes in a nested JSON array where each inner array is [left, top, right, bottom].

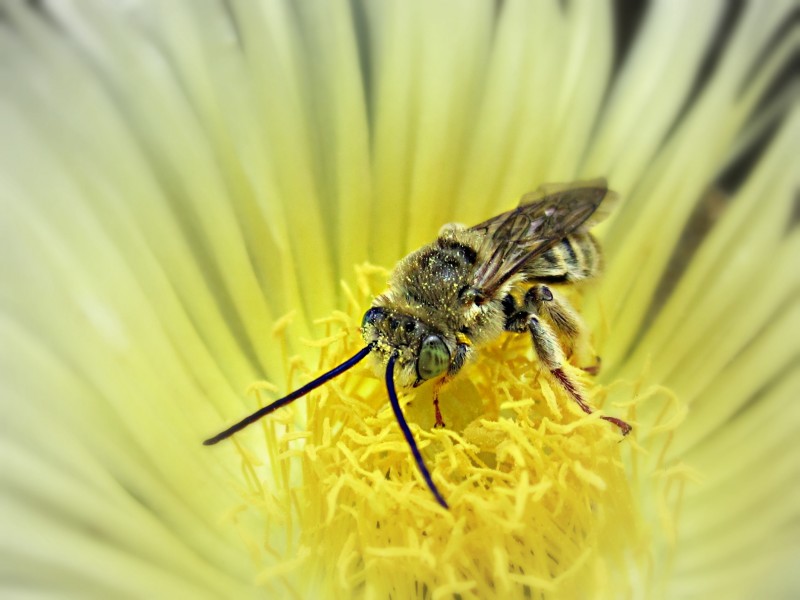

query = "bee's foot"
[[433, 405, 446, 429], [580, 356, 602, 376], [601, 415, 631, 436]]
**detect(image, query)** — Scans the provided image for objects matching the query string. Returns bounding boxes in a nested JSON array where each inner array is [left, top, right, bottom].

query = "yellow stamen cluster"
[[230, 266, 690, 598]]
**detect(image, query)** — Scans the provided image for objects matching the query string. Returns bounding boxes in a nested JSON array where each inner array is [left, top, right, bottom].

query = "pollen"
[[456, 331, 473, 347], [232, 265, 690, 598]]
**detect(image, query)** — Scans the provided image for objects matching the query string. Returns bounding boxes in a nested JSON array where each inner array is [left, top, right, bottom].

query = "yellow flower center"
[[229, 265, 692, 598]]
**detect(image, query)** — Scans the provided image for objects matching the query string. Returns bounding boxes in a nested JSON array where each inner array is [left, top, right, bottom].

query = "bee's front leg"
[[432, 341, 471, 429]]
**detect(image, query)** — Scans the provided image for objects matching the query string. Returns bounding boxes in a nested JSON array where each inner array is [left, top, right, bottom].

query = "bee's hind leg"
[[504, 290, 630, 436], [525, 285, 600, 375]]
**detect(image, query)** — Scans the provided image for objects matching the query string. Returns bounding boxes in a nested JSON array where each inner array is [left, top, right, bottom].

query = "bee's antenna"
[[385, 352, 450, 509], [203, 345, 374, 446]]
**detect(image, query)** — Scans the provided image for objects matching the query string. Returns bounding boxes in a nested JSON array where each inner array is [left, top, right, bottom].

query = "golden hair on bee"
[[205, 179, 630, 509]]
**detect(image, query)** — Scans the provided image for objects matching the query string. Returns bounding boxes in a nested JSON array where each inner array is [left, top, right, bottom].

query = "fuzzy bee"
[[205, 179, 631, 508]]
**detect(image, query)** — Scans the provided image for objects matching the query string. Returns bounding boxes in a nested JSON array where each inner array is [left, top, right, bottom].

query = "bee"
[[204, 179, 631, 509]]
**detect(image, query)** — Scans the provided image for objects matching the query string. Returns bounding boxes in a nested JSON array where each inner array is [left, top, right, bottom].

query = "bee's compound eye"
[[362, 307, 385, 328], [417, 335, 450, 380]]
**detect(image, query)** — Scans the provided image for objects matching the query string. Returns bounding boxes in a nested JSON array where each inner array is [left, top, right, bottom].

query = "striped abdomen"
[[523, 232, 602, 283]]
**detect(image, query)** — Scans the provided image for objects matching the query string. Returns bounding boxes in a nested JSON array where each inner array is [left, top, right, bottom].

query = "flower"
[[1, 1, 797, 599]]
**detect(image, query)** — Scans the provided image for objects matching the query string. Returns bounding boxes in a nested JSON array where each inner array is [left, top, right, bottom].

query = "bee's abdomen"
[[524, 232, 601, 283]]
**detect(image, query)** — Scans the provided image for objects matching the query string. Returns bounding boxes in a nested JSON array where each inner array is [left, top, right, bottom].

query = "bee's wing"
[[470, 179, 615, 296]]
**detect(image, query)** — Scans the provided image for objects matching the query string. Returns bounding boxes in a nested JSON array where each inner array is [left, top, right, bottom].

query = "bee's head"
[[361, 306, 451, 388]]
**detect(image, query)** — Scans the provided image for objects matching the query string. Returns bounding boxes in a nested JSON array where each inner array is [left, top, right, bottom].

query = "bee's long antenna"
[[203, 345, 374, 446], [385, 352, 450, 509]]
